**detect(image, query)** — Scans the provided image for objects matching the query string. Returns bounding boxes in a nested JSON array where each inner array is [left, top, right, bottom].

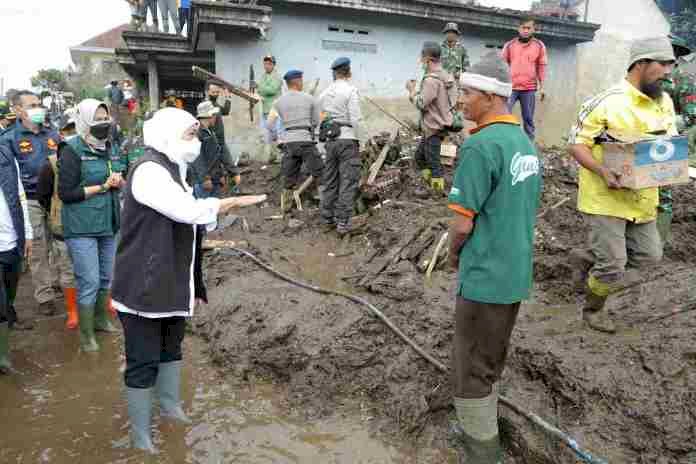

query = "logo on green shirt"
[[510, 152, 540, 186]]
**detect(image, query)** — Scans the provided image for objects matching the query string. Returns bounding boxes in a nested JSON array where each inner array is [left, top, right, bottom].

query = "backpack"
[[47, 154, 63, 237], [424, 73, 465, 133]]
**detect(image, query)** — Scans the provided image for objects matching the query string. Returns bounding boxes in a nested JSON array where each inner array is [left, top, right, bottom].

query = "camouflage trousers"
[[688, 125, 696, 166], [320, 139, 360, 225], [27, 201, 75, 304]]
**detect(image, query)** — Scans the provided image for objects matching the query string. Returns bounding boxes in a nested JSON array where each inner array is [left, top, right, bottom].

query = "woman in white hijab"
[[111, 108, 265, 453], [58, 99, 123, 353]]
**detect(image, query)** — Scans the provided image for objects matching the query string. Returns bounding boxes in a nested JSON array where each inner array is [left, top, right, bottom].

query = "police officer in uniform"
[[268, 70, 323, 213], [0, 91, 62, 327], [318, 57, 363, 236]]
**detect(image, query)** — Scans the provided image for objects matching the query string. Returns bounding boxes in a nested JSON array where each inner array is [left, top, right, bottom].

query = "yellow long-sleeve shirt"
[[568, 79, 678, 223]]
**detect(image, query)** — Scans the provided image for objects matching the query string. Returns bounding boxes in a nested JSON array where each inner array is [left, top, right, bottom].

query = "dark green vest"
[[61, 137, 120, 239]]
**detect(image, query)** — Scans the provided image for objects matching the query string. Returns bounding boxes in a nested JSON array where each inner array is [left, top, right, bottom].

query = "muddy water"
[[0, 315, 412, 463]]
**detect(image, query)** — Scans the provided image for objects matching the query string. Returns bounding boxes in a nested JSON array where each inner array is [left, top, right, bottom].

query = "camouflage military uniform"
[[658, 68, 696, 242], [441, 40, 470, 78]]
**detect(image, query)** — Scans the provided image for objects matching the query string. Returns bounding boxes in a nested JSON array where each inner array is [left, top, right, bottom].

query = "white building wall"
[[214, 3, 583, 153], [575, 0, 671, 113]]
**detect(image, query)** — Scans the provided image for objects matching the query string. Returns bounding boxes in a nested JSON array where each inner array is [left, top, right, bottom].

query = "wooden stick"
[[537, 197, 571, 219], [192, 66, 260, 104], [367, 129, 399, 185], [293, 176, 314, 211], [309, 78, 321, 96], [640, 305, 696, 324], [362, 96, 413, 132], [426, 232, 448, 281]]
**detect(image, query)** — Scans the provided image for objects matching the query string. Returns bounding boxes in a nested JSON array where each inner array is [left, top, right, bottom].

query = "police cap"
[[331, 57, 351, 70], [283, 70, 303, 81]]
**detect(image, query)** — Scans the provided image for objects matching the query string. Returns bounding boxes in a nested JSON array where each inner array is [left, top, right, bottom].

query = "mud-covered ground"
[[193, 144, 696, 463]]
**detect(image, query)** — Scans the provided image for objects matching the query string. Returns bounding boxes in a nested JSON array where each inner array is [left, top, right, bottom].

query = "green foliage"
[[30, 68, 68, 91]]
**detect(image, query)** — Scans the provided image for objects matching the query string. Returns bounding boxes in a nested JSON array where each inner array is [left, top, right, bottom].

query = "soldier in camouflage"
[[441, 23, 470, 79], [659, 35, 693, 244]]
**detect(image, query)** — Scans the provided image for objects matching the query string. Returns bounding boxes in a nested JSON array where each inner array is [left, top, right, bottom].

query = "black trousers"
[[452, 297, 520, 398], [0, 248, 21, 324], [320, 139, 360, 225], [119, 312, 186, 388], [280, 141, 324, 189], [415, 134, 444, 178]]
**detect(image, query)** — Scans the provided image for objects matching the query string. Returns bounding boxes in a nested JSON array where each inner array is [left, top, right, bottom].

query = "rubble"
[[193, 144, 696, 463]]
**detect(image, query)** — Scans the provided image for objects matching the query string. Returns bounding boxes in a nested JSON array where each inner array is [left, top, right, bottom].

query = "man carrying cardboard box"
[[568, 36, 677, 334]]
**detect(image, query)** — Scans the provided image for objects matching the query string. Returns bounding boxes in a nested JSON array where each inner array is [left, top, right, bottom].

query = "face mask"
[[90, 122, 111, 141], [209, 95, 218, 105], [64, 134, 78, 142], [27, 108, 46, 125], [518, 36, 531, 43], [174, 138, 202, 163]]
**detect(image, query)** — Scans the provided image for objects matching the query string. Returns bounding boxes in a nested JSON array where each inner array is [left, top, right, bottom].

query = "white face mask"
[[173, 138, 202, 163], [64, 134, 78, 142]]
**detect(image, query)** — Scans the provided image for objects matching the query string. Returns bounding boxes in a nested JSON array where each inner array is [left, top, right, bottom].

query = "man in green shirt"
[[447, 53, 542, 463], [257, 55, 284, 163]]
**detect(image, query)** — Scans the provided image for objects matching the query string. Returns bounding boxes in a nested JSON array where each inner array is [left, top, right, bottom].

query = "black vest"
[[0, 145, 25, 254], [112, 149, 206, 316]]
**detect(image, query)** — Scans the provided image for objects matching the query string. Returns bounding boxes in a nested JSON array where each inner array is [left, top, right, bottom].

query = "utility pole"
[[584, 0, 590, 22]]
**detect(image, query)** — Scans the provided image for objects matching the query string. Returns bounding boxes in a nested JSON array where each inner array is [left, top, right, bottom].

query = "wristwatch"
[[99, 184, 109, 193]]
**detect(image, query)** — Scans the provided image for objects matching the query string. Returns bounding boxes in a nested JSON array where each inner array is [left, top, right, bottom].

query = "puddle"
[[0, 317, 414, 463]]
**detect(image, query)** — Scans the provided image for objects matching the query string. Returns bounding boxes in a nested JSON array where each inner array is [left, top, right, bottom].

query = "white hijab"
[[75, 99, 111, 151], [143, 108, 200, 167]]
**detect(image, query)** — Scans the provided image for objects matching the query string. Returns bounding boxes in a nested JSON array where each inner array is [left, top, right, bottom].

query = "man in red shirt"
[[502, 17, 548, 140]]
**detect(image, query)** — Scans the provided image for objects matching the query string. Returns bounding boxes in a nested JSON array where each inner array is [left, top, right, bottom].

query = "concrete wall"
[[575, 0, 671, 116], [214, 3, 582, 155]]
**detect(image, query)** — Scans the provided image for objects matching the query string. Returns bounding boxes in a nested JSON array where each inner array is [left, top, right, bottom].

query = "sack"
[[319, 119, 343, 142], [47, 155, 63, 237], [425, 73, 465, 133]]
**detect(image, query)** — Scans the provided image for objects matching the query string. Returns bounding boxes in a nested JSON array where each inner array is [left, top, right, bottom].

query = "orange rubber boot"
[[64, 288, 79, 330], [107, 293, 117, 319]]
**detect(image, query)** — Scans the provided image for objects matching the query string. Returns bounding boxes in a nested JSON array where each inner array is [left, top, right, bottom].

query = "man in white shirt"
[[0, 144, 33, 373], [318, 57, 363, 236]]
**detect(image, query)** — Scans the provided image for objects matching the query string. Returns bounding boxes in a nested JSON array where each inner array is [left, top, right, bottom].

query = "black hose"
[[220, 247, 609, 464]]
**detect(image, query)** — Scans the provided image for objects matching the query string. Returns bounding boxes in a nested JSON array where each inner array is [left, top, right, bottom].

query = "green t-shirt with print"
[[448, 121, 542, 304]]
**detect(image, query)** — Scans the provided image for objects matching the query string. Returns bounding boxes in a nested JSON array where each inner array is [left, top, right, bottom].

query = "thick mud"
[[195, 146, 696, 463], [0, 281, 432, 463]]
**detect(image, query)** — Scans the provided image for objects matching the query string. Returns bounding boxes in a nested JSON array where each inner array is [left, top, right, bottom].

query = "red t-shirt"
[[502, 38, 548, 91]]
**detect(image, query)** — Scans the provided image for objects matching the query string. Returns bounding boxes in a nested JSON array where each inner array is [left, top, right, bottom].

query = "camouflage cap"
[[443, 22, 460, 34], [670, 34, 692, 58]]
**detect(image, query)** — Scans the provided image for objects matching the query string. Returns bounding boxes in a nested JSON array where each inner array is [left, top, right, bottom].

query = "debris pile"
[[195, 147, 696, 463]]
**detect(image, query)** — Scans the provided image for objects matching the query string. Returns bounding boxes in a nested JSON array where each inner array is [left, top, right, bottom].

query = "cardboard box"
[[602, 136, 689, 189]]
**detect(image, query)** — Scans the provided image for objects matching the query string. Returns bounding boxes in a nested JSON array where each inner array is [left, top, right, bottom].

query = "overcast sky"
[[0, 0, 531, 92]]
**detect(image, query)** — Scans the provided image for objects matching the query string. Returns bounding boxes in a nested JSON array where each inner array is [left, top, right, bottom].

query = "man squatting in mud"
[[266, 69, 324, 213], [568, 36, 676, 334], [447, 53, 542, 463]]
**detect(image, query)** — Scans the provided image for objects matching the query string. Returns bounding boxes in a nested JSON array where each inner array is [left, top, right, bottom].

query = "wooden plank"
[[367, 129, 399, 185], [358, 225, 425, 287], [192, 66, 260, 104], [441, 144, 457, 158], [202, 240, 247, 250]]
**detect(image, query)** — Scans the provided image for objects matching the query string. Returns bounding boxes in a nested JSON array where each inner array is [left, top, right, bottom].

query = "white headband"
[[459, 72, 513, 98]]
